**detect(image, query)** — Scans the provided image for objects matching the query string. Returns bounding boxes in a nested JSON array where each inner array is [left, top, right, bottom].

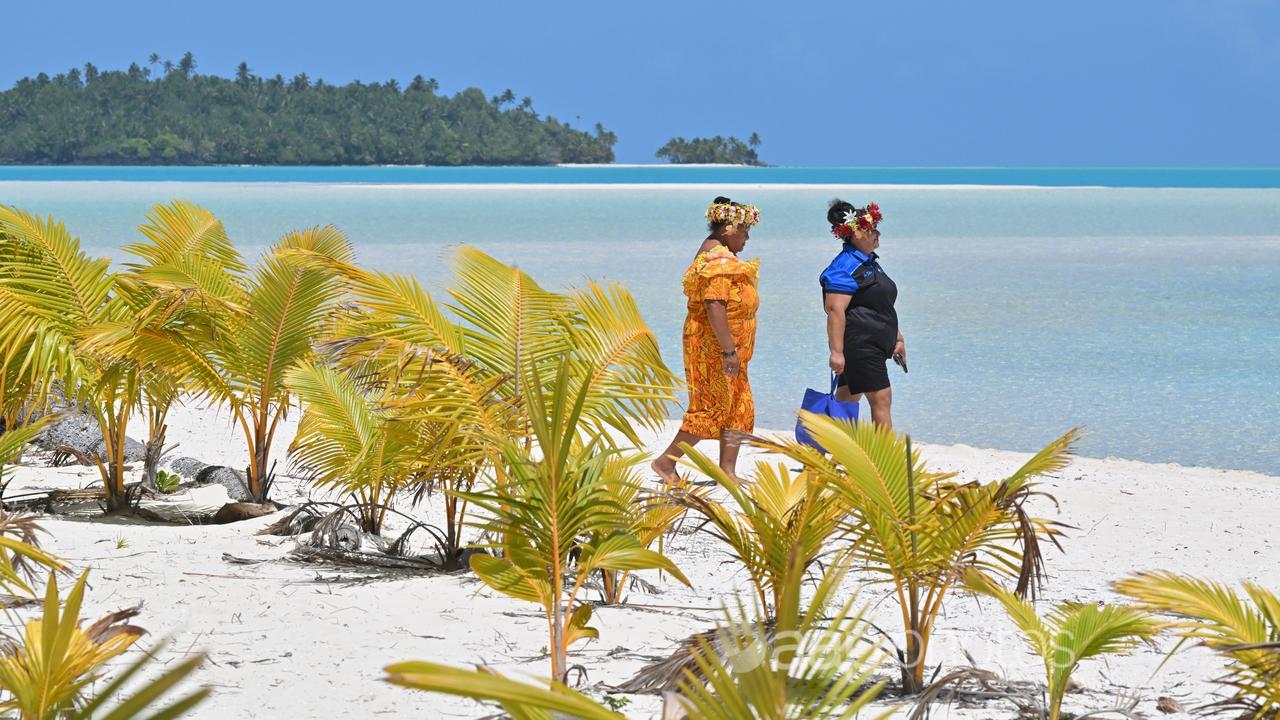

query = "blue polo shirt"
[[820, 243, 899, 358]]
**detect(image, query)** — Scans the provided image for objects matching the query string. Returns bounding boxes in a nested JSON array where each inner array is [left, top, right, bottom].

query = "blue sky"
[[2, 0, 1276, 165]]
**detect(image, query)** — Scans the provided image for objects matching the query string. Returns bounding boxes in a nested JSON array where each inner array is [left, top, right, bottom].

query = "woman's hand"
[[722, 349, 741, 377], [828, 350, 845, 374], [893, 338, 906, 366]]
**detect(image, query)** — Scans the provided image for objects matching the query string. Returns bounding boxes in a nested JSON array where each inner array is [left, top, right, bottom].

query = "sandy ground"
[[3, 400, 1277, 719]]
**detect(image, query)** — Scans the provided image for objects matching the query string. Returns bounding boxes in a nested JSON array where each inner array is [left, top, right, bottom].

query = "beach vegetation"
[[385, 555, 891, 719], [199, 226, 352, 502], [459, 363, 689, 682], [671, 449, 846, 618], [154, 470, 181, 494], [656, 133, 764, 165], [0, 572, 209, 720], [0, 512, 62, 598], [0, 56, 616, 165], [1115, 572, 1280, 718], [0, 206, 138, 511], [963, 570, 1161, 720], [86, 200, 248, 489], [285, 361, 424, 534], [764, 414, 1080, 694], [0, 569, 144, 719], [305, 246, 678, 567], [0, 512, 205, 720], [125, 223, 353, 503], [595, 467, 688, 605]]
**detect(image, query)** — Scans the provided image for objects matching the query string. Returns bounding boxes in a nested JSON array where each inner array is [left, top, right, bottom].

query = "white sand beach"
[[4, 400, 1274, 719]]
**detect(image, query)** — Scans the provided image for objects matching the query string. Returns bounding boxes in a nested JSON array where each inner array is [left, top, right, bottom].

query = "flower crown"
[[706, 201, 761, 227], [832, 202, 883, 240]]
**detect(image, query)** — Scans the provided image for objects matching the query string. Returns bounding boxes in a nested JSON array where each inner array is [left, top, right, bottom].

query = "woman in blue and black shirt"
[[819, 199, 905, 428]]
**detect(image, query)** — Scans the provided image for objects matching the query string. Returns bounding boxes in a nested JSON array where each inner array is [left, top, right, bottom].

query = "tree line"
[[0, 54, 617, 165], [655, 133, 764, 165]]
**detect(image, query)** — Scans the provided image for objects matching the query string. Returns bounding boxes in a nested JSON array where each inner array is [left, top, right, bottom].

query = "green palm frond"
[[0, 206, 146, 506], [0, 568, 207, 720], [594, 457, 688, 604], [385, 557, 891, 720], [968, 571, 1159, 720], [0, 510, 63, 599], [1115, 572, 1280, 717], [231, 227, 351, 398], [0, 206, 117, 416], [0, 420, 65, 596], [286, 361, 423, 532], [447, 246, 573, 384], [67, 648, 208, 720], [1002, 427, 1083, 492], [673, 556, 893, 720], [760, 413, 1078, 692], [676, 446, 845, 616], [126, 199, 246, 274], [460, 363, 687, 679], [385, 661, 623, 720], [564, 281, 679, 444]]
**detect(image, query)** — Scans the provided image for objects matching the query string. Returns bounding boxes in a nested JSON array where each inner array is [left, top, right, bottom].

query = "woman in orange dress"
[[652, 196, 760, 483]]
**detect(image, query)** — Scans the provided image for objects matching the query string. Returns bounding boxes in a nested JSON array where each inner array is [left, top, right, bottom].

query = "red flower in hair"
[[832, 224, 854, 240]]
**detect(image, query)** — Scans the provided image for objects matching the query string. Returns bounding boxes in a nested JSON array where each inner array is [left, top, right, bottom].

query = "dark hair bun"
[[713, 196, 733, 205], [827, 198, 856, 226]]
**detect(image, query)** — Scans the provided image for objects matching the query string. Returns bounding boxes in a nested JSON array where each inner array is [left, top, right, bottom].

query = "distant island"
[[0, 54, 616, 165], [656, 133, 764, 166]]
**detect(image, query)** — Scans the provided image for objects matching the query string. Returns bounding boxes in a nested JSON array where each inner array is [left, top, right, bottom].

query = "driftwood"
[[3, 488, 106, 512], [288, 545, 439, 572], [614, 621, 786, 695]]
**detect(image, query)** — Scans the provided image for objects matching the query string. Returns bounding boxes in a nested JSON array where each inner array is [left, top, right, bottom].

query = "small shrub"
[[155, 470, 181, 494]]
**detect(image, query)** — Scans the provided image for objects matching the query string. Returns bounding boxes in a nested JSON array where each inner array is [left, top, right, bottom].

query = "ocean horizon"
[[1, 168, 1277, 476], [5, 164, 1280, 189]]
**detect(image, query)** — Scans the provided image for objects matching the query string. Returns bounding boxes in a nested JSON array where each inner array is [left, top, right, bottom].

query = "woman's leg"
[[718, 433, 742, 481], [652, 430, 703, 481], [834, 385, 863, 403], [717, 363, 753, 482], [864, 386, 893, 429]]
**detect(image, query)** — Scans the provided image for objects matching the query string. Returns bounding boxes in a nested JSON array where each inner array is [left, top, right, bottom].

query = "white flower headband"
[[706, 201, 761, 227]]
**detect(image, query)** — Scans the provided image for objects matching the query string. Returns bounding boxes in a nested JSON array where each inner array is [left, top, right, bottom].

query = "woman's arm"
[[704, 299, 740, 376], [824, 293, 851, 374]]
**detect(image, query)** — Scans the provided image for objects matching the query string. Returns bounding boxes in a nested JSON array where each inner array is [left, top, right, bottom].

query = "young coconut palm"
[[762, 413, 1081, 694], [673, 448, 847, 618], [384, 555, 893, 720], [668, 554, 891, 720], [285, 360, 427, 534], [0, 570, 209, 720], [595, 462, 690, 605], [85, 200, 248, 487], [301, 247, 677, 563], [0, 207, 139, 512], [0, 502, 205, 719], [135, 224, 353, 502], [961, 570, 1161, 720], [1115, 572, 1280, 717], [462, 362, 689, 682]]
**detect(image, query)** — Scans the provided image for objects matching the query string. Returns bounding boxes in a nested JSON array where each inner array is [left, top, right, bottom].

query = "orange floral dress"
[[679, 245, 761, 438]]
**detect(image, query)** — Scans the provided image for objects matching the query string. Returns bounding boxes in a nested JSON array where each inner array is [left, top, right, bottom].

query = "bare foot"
[[651, 457, 678, 483]]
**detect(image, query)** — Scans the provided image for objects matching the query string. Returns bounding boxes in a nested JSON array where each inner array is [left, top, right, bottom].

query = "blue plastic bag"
[[795, 373, 860, 451]]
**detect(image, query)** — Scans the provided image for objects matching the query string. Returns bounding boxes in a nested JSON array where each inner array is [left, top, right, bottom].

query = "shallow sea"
[[1, 168, 1277, 475]]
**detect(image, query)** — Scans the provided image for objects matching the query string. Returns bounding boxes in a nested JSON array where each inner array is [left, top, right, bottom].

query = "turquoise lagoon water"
[[6, 165, 1280, 187], [1, 171, 1277, 475]]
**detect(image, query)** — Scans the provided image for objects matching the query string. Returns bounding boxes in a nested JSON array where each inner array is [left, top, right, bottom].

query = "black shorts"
[[837, 354, 890, 395]]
